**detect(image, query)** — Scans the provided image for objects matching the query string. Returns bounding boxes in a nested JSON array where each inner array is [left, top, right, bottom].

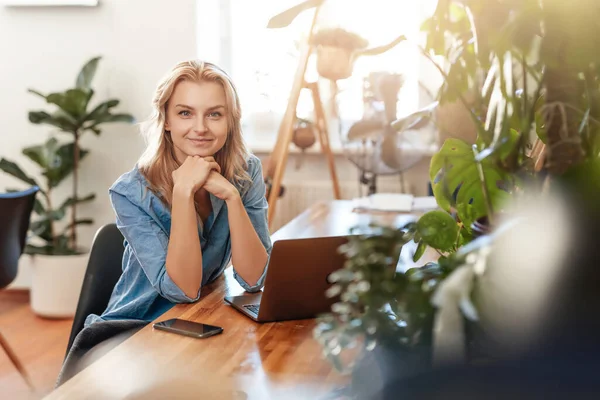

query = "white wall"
[[0, 0, 198, 287]]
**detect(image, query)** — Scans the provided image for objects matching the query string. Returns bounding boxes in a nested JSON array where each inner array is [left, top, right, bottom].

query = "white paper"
[[353, 194, 438, 212], [412, 196, 439, 211], [353, 193, 414, 212]]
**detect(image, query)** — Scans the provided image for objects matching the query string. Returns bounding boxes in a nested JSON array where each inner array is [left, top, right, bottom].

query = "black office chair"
[[65, 223, 125, 358], [0, 186, 38, 287], [0, 186, 39, 389]]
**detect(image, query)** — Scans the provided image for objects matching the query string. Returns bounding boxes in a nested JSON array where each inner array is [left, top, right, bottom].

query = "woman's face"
[[165, 80, 228, 163]]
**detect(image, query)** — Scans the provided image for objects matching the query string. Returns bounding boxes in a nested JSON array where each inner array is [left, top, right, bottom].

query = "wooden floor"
[[0, 290, 72, 399]]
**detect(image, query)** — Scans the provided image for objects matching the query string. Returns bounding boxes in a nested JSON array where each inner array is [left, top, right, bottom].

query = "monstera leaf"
[[430, 138, 512, 229]]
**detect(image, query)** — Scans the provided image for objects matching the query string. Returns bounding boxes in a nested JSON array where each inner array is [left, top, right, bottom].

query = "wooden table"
[[45, 201, 423, 400]]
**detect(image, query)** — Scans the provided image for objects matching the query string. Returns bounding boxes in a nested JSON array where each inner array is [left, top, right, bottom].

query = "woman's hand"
[[172, 156, 221, 195], [203, 171, 240, 201]]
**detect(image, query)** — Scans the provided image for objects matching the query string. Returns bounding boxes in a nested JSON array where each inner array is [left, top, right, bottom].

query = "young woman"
[[85, 60, 272, 327]]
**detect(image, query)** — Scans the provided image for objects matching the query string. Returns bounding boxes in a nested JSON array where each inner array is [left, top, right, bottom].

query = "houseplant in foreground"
[[314, 0, 600, 395], [0, 56, 134, 317]]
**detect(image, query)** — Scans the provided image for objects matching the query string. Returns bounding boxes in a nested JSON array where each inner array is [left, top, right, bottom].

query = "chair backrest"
[[66, 223, 124, 355], [0, 187, 39, 289]]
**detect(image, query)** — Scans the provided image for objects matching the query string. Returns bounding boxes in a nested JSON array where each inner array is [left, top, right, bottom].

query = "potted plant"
[[314, 0, 600, 394], [311, 27, 369, 81], [310, 27, 406, 81], [0, 56, 134, 318]]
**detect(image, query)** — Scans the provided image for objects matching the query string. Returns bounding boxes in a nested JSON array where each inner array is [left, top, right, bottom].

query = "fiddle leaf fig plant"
[[0, 56, 135, 255]]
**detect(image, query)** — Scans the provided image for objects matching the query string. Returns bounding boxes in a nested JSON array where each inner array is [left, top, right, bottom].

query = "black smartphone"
[[153, 318, 223, 339]]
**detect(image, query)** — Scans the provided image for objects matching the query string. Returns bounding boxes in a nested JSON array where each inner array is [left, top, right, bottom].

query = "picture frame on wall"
[[1, 0, 98, 6]]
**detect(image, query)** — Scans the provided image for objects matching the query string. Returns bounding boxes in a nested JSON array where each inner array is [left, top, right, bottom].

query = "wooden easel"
[[264, 4, 341, 228]]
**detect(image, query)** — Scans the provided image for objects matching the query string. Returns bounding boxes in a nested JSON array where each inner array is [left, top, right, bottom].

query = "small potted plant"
[[311, 27, 369, 81], [0, 56, 134, 317], [311, 27, 407, 81]]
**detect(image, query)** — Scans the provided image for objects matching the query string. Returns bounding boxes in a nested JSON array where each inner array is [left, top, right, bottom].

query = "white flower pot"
[[28, 252, 89, 318]]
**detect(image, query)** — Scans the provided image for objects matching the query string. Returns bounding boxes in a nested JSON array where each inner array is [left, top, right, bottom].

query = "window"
[[197, 0, 438, 149]]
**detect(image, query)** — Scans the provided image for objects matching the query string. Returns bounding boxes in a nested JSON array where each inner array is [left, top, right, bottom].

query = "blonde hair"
[[138, 60, 250, 208]]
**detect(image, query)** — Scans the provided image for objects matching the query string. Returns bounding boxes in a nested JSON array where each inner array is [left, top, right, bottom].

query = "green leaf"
[[416, 211, 459, 252], [76, 56, 101, 89], [85, 113, 135, 130], [25, 138, 88, 189], [21, 137, 88, 189], [430, 139, 510, 229], [48, 209, 66, 220], [0, 158, 38, 186], [28, 110, 51, 124], [46, 88, 94, 119], [474, 128, 521, 169], [22, 137, 59, 169], [496, 128, 521, 161], [44, 142, 89, 189], [28, 110, 78, 132], [62, 218, 93, 234], [52, 109, 80, 130], [413, 230, 422, 243], [59, 193, 96, 210], [413, 241, 427, 262], [101, 113, 135, 123], [28, 89, 48, 100], [30, 209, 66, 238], [82, 99, 119, 124]]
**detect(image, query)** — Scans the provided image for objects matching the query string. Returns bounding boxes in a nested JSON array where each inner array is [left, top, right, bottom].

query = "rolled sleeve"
[[233, 156, 273, 292], [110, 189, 200, 303]]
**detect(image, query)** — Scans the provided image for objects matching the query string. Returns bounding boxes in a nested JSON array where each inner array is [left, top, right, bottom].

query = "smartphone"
[[153, 318, 223, 339]]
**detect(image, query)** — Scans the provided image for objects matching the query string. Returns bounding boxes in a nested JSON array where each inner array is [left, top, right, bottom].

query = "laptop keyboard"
[[243, 304, 260, 316]]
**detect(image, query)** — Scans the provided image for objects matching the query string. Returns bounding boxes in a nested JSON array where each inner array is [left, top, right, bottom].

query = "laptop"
[[224, 235, 349, 322]]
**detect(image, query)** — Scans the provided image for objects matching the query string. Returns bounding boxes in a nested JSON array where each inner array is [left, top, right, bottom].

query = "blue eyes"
[[177, 110, 223, 118]]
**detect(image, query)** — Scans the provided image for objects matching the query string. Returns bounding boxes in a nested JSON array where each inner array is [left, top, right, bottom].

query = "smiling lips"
[[188, 137, 214, 146]]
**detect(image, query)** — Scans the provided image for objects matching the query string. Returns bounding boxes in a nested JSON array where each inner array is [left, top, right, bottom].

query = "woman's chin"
[[184, 146, 217, 158], [188, 150, 215, 157]]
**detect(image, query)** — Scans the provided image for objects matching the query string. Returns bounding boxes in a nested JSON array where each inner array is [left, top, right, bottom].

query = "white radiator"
[[269, 179, 406, 232]]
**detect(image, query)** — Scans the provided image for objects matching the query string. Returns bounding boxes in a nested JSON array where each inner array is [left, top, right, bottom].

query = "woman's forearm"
[[226, 194, 268, 287], [165, 184, 203, 298]]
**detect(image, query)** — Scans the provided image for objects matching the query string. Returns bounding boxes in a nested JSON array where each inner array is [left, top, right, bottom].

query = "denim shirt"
[[84, 154, 272, 327]]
